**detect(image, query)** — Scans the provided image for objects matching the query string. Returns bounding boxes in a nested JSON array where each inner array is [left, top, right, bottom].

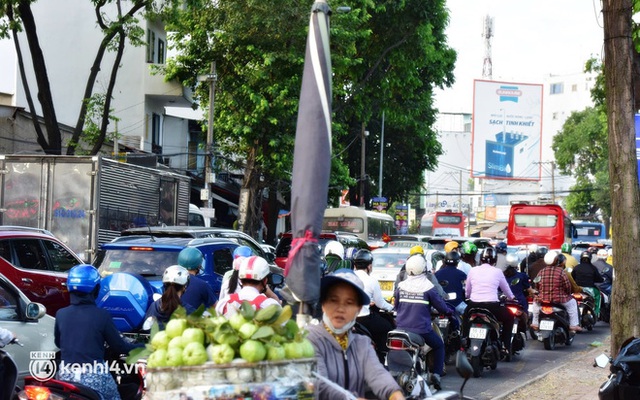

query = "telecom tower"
[[482, 15, 494, 80]]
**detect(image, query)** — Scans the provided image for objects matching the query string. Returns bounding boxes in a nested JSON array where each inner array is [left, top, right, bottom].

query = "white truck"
[[0, 154, 191, 262]]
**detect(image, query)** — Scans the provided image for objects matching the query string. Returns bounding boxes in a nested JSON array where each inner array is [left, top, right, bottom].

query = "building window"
[[550, 83, 563, 95], [572, 84, 578, 92], [157, 39, 165, 64], [552, 112, 558, 120], [146, 30, 156, 64], [151, 113, 161, 150]]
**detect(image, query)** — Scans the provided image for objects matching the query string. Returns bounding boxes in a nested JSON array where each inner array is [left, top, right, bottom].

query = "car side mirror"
[[270, 273, 284, 286], [265, 252, 276, 263], [26, 302, 46, 320]]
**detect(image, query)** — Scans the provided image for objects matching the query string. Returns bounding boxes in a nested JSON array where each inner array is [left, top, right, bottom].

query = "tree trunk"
[[603, 0, 640, 355], [237, 146, 264, 240]]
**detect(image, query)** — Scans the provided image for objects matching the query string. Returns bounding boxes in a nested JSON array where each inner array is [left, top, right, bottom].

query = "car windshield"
[[97, 249, 180, 277], [372, 251, 408, 269]]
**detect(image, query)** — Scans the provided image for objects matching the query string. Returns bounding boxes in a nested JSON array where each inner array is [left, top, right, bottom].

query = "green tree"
[[552, 106, 610, 220], [0, 0, 155, 154]]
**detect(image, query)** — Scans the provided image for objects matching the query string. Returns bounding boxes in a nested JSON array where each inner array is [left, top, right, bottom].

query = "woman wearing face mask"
[[307, 269, 405, 400]]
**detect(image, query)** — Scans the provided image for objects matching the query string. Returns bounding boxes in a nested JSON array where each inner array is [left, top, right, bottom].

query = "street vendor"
[[307, 269, 405, 400]]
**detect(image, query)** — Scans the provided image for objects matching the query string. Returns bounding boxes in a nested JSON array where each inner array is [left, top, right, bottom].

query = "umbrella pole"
[[296, 302, 312, 329]]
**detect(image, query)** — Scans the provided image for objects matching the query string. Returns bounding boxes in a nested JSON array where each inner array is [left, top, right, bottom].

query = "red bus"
[[419, 210, 466, 236], [506, 204, 571, 250]]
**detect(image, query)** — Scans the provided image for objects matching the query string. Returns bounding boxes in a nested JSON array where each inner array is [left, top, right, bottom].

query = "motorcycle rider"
[[56, 264, 143, 400], [146, 265, 190, 328], [216, 256, 281, 317], [177, 247, 216, 313], [459, 241, 477, 273], [394, 246, 447, 299], [395, 255, 455, 390], [571, 251, 604, 318], [593, 249, 614, 282], [464, 247, 515, 357], [435, 251, 468, 314], [353, 249, 395, 363], [495, 242, 508, 271], [501, 253, 533, 313], [323, 241, 352, 274], [519, 244, 540, 275], [561, 243, 579, 269], [219, 246, 253, 300], [307, 269, 405, 400], [530, 251, 582, 332], [525, 246, 548, 281]]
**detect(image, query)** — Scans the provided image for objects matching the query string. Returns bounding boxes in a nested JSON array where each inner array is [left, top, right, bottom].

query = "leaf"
[[251, 326, 275, 340], [239, 300, 256, 320], [126, 346, 152, 365], [150, 320, 160, 339], [171, 305, 187, 320]]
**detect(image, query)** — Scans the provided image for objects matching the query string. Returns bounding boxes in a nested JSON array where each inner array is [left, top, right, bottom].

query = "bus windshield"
[[573, 222, 606, 242]]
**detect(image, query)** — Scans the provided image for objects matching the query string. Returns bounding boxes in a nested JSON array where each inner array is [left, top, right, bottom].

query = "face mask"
[[323, 313, 355, 335]]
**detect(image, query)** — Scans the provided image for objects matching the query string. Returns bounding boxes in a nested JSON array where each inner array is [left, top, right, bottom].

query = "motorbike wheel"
[[529, 326, 538, 341], [470, 355, 483, 378], [543, 334, 556, 350]]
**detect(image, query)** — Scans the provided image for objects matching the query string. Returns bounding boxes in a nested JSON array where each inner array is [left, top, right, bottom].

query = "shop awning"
[[481, 222, 508, 238]]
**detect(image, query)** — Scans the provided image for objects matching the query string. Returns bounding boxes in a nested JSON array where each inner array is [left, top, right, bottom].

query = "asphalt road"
[[437, 322, 611, 399]]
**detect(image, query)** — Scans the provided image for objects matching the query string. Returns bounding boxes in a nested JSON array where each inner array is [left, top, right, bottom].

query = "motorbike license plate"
[[469, 327, 487, 339], [379, 281, 394, 291], [540, 320, 555, 331], [512, 323, 518, 334], [438, 318, 449, 328]]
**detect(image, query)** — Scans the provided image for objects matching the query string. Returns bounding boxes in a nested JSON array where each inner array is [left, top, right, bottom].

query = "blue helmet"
[[496, 242, 508, 254], [233, 246, 253, 259], [178, 247, 204, 270], [67, 264, 100, 293]]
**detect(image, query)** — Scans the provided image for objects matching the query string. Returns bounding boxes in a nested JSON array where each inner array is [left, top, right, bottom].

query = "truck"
[[0, 154, 191, 262]]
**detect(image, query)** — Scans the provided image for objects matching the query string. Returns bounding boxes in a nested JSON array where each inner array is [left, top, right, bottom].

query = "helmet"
[[528, 244, 539, 253], [580, 251, 591, 263], [444, 251, 460, 266], [495, 242, 508, 254], [461, 241, 477, 255], [323, 241, 344, 259], [561, 243, 572, 254], [320, 269, 370, 306], [178, 247, 203, 270], [163, 265, 189, 286], [479, 247, 497, 265], [505, 253, 519, 268], [587, 246, 599, 255], [344, 247, 358, 260], [238, 256, 271, 281], [544, 251, 566, 267], [233, 246, 253, 259], [608, 248, 613, 256], [444, 241, 460, 253], [67, 264, 100, 293], [406, 255, 427, 276], [410, 245, 424, 256], [597, 249, 608, 259], [536, 246, 548, 257], [352, 249, 373, 269]]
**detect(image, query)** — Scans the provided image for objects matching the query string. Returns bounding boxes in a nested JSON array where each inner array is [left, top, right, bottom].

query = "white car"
[[0, 273, 57, 386], [370, 247, 411, 299]]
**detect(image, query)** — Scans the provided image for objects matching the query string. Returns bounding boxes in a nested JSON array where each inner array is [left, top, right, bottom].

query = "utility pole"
[[459, 170, 463, 212], [535, 161, 556, 204], [360, 123, 367, 207], [198, 62, 217, 224], [378, 111, 385, 198]]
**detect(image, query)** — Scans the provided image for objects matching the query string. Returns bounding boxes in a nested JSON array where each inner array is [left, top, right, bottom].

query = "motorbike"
[[386, 328, 438, 397], [595, 336, 640, 399], [432, 309, 461, 365], [505, 300, 527, 356], [535, 301, 575, 350], [1, 339, 22, 400], [597, 267, 613, 324], [573, 290, 597, 331], [462, 306, 502, 377]]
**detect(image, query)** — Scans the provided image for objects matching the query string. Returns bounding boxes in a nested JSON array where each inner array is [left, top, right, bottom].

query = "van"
[[189, 204, 210, 227]]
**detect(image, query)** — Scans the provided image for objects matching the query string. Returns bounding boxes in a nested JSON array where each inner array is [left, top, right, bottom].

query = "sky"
[[435, 0, 605, 113]]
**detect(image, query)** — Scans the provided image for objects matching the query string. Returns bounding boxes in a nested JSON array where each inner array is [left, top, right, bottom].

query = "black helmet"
[[480, 247, 497, 265], [495, 242, 508, 254], [444, 251, 461, 266], [352, 249, 373, 269], [580, 251, 591, 264]]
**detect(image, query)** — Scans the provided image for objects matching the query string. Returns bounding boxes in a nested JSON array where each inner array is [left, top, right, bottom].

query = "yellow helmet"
[[444, 241, 460, 253], [410, 245, 424, 256]]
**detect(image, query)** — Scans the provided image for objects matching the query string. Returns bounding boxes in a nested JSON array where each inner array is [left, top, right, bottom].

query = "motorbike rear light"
[[573, 293, 583, 300], [507, 306, 522, 316], [541, 305, 554, 314], [22, 386, 65, 400], [387, 339, 409, 350]]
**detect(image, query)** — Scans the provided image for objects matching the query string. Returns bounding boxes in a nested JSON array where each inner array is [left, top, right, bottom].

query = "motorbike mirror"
[[270, 273, 284, 286], [533, 275, 542, 284], [594, 353, 610, 368], [447, 292, 457, 300], [455, 349, 473, 380], [25, 302, 46, 320], [152, 293, 162, 302], [142, 317, 155, 331]]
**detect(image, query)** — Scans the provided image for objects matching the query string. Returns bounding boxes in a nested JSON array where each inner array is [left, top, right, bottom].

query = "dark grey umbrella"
[[284, 0, 332, 307]]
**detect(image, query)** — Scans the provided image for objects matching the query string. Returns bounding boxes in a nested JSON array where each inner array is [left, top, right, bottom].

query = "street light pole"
[[200, 62, 217, 223], [360, 123, 366, 206], [378, 111, 385, 198]]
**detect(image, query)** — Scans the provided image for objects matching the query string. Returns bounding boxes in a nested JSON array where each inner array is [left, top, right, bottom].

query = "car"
[[274, 231, 369, 269], [387, 234, 431, 243], [120, 226, 276, 264], [0, 272, 56, 386], [0, 226, 85, 316], [370, 246, 411, 299]]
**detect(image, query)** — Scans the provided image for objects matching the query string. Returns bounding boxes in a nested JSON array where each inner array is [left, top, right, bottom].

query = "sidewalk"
[[496, 335, 612, 400]]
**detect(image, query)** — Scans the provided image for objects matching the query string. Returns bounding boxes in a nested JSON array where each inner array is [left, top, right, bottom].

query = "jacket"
[[307, 323, 401, 400], [55, 292, 141, 364], [181, 274, 216, 313], [434, 265, 467, 307], [395, 274, 453, 334]]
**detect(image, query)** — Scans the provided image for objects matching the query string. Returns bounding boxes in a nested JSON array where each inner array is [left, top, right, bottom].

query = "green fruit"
[[165, 347, 183, 366], [182, 328, 206, 345], [229, 313, 249, 331], [165, 319, 188, 339], [239, 340, 267, 363], [300, 339, 315, 358], [182, 342, 208, 366], [168, 336, 185, 349], [266, 344, 286, 361], [207, 343, 235, 364], [255, 304, 281, 324], [150, 330, 170, 350], [238, 322, 259, 340], [284, 342, 304, 359], [213, 323, 239, 346], [147, 349, 168, 367]]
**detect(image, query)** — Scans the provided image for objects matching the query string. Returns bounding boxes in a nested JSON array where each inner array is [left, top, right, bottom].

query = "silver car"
[[0, 273, 57, 385]]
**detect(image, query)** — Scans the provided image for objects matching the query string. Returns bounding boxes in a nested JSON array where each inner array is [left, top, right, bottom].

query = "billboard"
[[472, 80, 543, 180]]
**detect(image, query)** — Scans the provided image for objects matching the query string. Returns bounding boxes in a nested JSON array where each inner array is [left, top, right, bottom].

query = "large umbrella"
[[284, 0, 332, 314]]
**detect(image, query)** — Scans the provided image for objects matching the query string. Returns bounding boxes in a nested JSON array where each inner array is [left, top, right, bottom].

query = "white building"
[[0, 0, 198, 172]]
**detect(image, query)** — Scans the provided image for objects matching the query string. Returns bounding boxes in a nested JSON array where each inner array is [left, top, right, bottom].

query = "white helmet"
[[597, 249, 608, 259], [505, 253, 519, 268], [238, 256, 271, 281], [544, 250, 560, 266], [163, 265, 189, 285], [528, 244, 539, 253], [406, 255, 427, 276], [324, 241, 345, 259]]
